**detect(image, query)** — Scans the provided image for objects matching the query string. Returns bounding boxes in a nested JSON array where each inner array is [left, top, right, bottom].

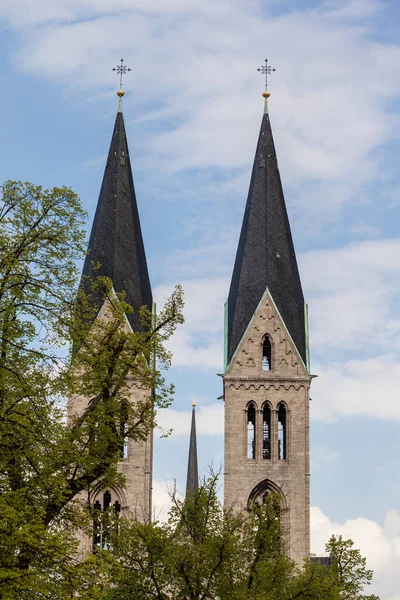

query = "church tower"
[[223, 68, 311, 564], [68, 72, 153, 549]]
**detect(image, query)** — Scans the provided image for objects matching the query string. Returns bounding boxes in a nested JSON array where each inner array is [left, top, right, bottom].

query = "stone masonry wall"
[[224, 290, 310, 565], [68, 294, 153, 553]]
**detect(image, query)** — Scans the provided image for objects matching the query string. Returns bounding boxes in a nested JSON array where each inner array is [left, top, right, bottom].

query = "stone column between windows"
[[271, 407, 278, 465], [243, 407, 248, 460], [257, 408, 263, 460]]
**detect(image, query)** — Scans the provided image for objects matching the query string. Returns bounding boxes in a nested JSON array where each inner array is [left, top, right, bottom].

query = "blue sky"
[[1, 0, 400, 597]]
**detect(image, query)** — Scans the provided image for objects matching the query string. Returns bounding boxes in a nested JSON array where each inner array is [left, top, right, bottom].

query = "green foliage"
[[106, 473, 379, 600], [0, 181, 184, 597], [0, 180, 378, 599], [326, 535, 379, 600]]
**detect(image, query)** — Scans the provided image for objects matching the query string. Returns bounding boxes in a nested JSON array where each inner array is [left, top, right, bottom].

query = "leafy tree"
[[106, 473, 379, 600], [0, 181, 184, 597], [326, 535, 379, 600]]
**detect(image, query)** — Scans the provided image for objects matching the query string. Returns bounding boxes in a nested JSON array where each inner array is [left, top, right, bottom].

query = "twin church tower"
[[69, 63, 311, 563]]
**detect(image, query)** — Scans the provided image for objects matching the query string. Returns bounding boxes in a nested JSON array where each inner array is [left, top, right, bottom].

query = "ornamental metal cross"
[[257, 58, 276, 88], [112, 58, 131, 88]]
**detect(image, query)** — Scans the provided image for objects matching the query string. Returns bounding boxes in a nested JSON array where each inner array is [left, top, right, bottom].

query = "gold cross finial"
[[112, 58, 131, 111]]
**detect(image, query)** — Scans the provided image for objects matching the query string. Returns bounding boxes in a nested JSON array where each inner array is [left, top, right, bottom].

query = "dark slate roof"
[[226, 112, 306, 366], [81, 111, 153, 330], [186, 406, 199, 497], [311, 556, 332, 567]]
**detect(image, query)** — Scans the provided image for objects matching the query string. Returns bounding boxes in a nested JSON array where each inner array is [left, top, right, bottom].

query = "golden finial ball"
[[262, 91, 271, 99], [117, 89, 125, 98], [192, 401, 197, 407]]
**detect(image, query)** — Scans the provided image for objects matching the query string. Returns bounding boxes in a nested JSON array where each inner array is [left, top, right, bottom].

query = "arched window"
[[248, 479, 287, 513], [278, 403, 287, 460], [262, 335, 272, 371], [92, 490, 121, 552], [248, 480, 288, 554], [262, 404, 271, 459], [247, 402, 256, 460]]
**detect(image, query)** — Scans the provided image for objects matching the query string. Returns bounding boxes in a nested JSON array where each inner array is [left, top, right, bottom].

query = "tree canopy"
[[105, 473, 379, 600], [0, 181, 184, 597]]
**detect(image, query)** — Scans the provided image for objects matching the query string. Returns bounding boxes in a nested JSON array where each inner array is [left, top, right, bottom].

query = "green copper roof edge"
[[304, 302, 310, 375], [225, 287, 308, 375], [224, 300, 228, 372]]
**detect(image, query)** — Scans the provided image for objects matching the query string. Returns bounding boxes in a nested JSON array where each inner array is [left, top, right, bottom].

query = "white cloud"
[[157, 402, 224, 437], [0, 0, 249, 28], [1, 0, 399, 225], [310, 446, 339, 471], [311, 505, 400, 600], [152, 478, 179, 522], [166, 329, 223, 370], [300, 239, 400, 421], [155, 278, 226, 370], [311, 354, 400, 421], [320, 0, 383, 19], [301, 239, 400, 351]]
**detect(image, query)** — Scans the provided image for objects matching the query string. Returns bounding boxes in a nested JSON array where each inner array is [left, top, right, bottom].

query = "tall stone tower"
[[68, 92, 153, 550], [223, 90, 311, 564]]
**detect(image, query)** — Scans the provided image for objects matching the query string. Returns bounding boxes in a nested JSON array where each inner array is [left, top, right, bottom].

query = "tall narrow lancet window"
[[123, 437, 129, 459], [92, 491, 121, 552], [278, 403, 287, 460], [262, 404, 271, 459], [262, 335, 272, 371], [247, 402, 256, 459], [92, 501, 102, 551], [103, 491, 111, 510], [113, 500, 121, 536]]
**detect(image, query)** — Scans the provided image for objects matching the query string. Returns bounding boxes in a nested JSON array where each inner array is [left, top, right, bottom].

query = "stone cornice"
[[224, 375, 310, 391], [224, 375, 310, 383]]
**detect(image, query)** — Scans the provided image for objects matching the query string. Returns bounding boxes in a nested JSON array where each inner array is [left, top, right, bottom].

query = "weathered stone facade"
[[224, 289, 310, 565], [68, 296, 153, 553]]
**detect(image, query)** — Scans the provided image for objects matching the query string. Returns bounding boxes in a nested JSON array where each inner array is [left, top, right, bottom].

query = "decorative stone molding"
[[248, 478, 288, 510], [224, 376, 310, 392]]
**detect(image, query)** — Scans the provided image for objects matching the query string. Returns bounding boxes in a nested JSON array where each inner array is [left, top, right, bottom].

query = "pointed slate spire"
[[226, 111, 306, 366], [81, 111, 153, 330], [186, 403, 199, 498]]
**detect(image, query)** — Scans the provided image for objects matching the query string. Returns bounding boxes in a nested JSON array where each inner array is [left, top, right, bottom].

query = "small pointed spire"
[[186, 402, 199, 498]]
